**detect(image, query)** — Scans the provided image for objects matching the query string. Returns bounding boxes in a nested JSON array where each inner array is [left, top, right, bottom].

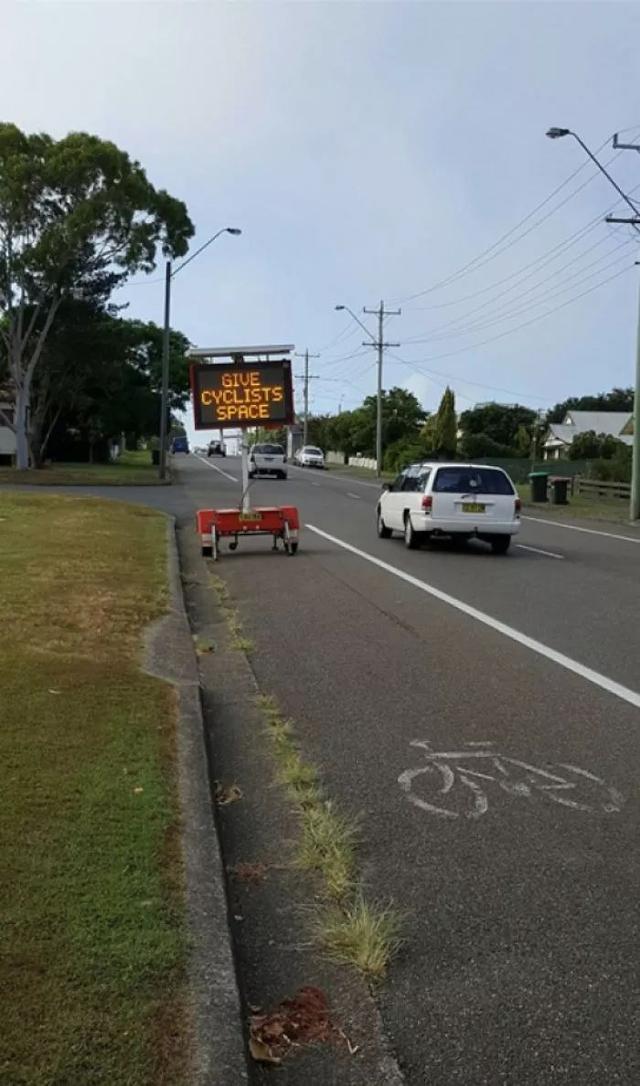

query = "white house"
[[543, 410, 633, 460], [0, 402, 16, 462]]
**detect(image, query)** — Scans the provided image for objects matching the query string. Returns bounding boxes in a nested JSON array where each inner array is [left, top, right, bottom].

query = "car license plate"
[[462, 503, 485, 513], [264, 457, 273, 462], [239, 511, 262, 521]]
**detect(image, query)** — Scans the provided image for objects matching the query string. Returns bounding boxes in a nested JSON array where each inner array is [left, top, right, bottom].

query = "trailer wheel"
[[201, 545, 212, 558]]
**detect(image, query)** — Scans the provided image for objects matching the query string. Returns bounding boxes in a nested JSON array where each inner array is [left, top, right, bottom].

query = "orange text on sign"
[[200, 370, 285, 421]]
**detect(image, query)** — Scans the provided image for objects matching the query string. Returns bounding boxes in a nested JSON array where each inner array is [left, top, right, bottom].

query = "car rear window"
[[305, 447, 322, 455], [255, 444, 284, 455], [433, 467, 514, 495]]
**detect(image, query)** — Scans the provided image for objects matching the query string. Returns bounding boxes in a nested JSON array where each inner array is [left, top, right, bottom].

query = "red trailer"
[[189, 345, 301, 560]]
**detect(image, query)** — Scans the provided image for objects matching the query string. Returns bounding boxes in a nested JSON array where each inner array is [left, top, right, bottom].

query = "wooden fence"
[[575, 477, 631, 501]]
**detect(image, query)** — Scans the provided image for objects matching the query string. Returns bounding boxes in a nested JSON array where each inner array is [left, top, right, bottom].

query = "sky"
[[2, 1, 640, 441]]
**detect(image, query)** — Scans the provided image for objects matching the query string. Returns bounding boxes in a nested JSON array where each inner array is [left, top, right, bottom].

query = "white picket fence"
[[348, 456, 378, 472]]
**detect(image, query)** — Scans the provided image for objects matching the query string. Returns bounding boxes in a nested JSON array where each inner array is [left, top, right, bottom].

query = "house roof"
[[563, 410, 632, 436], [544, 423, 574, 446]]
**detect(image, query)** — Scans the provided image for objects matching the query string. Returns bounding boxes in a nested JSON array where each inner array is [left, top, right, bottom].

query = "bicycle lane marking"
[[305, 524, 640, 710], [398, 741, 624, 819]]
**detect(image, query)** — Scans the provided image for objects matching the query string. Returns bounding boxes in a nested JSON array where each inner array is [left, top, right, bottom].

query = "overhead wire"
[[404, 236, 637, 344], [389, 261, 635, 369], [394, 129, 640, 304]]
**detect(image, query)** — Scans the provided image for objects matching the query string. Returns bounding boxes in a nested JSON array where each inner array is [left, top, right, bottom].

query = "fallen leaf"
[[214, 781, 242, 806], [249, 1037, 281, 1065], [230, 862, 269, 883]]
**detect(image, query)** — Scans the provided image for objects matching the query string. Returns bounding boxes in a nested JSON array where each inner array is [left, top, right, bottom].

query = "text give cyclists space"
[[178, 453, 640, 1085]]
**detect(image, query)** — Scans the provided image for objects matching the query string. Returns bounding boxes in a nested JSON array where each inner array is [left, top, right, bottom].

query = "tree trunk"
[[14, 384, 30, 470]]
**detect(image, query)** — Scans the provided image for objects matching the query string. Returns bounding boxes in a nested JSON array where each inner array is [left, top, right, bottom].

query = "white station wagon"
[[377, 462, 521, 553]]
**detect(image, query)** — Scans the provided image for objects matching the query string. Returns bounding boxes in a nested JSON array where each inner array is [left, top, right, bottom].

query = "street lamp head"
[[226, 227, 242, 235], [335, 304, 345, 311], [546, 127, 570, 140]]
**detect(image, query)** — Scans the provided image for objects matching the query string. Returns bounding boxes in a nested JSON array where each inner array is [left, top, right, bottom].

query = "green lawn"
[[0, 493, 187, 1086], [0, 450, 167, 487]]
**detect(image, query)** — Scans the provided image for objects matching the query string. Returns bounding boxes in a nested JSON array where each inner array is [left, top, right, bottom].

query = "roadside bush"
[[459, 432, 516, 459], [383, 438, 431, 473], [587, 450, 632, 483]]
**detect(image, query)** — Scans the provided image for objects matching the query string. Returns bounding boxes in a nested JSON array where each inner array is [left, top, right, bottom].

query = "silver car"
[[295, 445, 325, 469]]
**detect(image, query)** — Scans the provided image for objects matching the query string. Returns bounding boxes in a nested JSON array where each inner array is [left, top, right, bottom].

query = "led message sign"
[[191, 360, 294, 430]]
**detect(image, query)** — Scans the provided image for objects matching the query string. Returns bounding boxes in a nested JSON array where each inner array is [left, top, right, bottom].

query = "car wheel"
[[377, 509, 392, 538], [404, 513, 421, 549], [490, 535, 511, 555], [248, 471, 256, 479]]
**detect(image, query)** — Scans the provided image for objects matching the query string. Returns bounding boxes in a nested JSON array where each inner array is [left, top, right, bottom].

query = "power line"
[[394, 131, 640, 304], [388, 351, 546, 404], [404, 237, 636, 345], [402, 188, 640, 315], [390, 261, 634, 367]]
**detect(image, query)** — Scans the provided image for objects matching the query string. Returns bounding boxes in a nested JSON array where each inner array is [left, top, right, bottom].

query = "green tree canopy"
[[548, 388, 634, 423], [433, 386, 457, 458], [0, 123, 194, 467], [459, 402, 537, 450]]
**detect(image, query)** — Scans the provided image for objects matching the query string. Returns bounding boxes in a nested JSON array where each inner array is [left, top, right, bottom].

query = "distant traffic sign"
[[191, 359, 294, 430]]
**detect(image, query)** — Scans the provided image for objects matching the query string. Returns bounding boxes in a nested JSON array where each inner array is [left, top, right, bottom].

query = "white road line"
[[523, 515, 640, 545], [346, 492, 361, 500], [312, 482, 321, 487], [306, 524, 640, 711], [195, 455, 238, 483], [517, 543, 564, 560], [288, 464, 381, 490]]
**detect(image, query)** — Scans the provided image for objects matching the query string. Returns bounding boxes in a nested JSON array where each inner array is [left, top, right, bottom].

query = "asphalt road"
[[46, 455, 640, 1083]]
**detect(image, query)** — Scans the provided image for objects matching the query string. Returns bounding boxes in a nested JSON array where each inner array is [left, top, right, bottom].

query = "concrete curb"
[[144, 519, 248, 1086]]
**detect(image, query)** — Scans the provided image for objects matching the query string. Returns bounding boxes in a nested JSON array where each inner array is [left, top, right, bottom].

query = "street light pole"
[[157, 227, 241, 480], [632, 277, 640, 520], [546, 127, 640, 520], [159, 260, 172, 482]]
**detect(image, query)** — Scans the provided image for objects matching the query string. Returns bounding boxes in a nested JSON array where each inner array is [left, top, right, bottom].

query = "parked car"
[[171, 435, 189, 454], [248, 442, 287, 479], [377, 462, 520, 553], [207, 440, 226, 457], [295, 445, 325, 469]]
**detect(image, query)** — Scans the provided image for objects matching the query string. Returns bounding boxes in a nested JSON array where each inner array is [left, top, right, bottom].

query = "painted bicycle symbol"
[[398, 741, 624, 819]]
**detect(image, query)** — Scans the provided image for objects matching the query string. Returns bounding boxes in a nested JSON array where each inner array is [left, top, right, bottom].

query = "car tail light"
[[515, 498, 521, 515], [421, 494, 433, 512]]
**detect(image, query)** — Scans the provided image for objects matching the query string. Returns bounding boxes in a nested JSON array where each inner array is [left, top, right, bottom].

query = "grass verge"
[[519, 482, 633, 524], [0, 449, 168, 486], [254, 692, 402, 978], [0, 492, 187, 1086]]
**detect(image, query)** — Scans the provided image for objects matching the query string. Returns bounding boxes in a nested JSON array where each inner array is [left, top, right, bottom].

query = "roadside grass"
[[209, 575, 254, 652], [315, 896, 405, 979], [0, 493, 187, 1086], [519, 482, 633, 525], [252, 692, 403, 977], [0, 449, 167, 486]]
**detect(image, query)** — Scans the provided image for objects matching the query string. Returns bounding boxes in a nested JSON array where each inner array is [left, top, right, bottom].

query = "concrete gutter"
[[145, 519, 248, 1085]]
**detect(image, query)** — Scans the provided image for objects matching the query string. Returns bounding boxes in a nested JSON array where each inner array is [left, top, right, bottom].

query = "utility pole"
[[605, 135, 640, 520], [363, 301, 401, 476], [294, 350, 320, 445]]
